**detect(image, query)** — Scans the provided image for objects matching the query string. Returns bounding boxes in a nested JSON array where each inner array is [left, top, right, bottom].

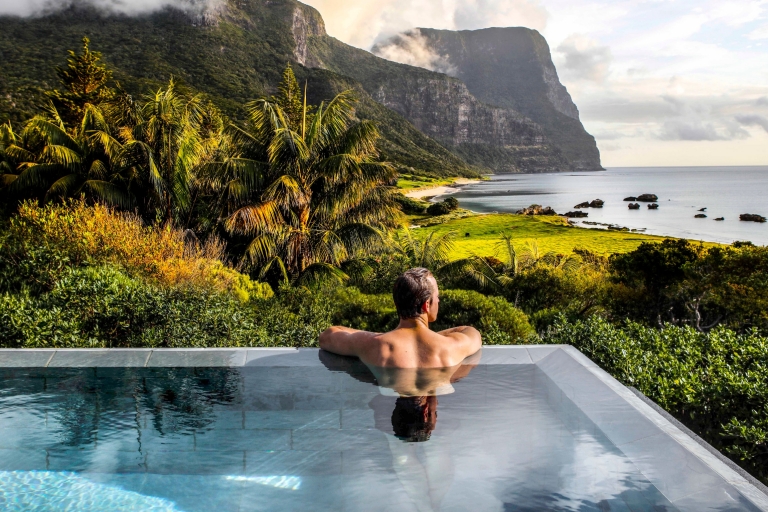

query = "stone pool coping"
[[1, 344, 767, 510]]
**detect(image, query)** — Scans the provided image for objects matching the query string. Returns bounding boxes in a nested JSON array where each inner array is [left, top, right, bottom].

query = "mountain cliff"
[[392, 28, 602, 171], [308, 34, 572, 173], [0, 0, 601, 174]]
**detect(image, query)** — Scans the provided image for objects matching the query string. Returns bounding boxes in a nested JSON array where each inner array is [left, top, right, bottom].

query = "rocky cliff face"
[[368, 75, 571, 172], [404, 28, 602, 171], [291, 5, 326, 66], [304, 16, 599, 172], [307, 29, 571, 172]]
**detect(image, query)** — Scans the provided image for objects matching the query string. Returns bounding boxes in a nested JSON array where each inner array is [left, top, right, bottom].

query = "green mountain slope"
[[0, 1, 476, 177], [0, 0, 601, 174]]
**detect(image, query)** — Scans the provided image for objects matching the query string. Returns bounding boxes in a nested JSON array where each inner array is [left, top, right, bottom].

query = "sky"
[[301, 0, 768, 167]]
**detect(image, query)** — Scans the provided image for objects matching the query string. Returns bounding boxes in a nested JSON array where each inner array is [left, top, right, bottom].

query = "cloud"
[[757, 97, 768, 107], [452, 0, 549, 32], [657, 121, 726, 141], [555, 35, 612, 82], [747, 23, 768, 40], [657, 119, 750, 141], [302, 0, 548, 49], [372, 30, 456, 75], [0, 0, 221, 17], [736, 114, 768, 133]]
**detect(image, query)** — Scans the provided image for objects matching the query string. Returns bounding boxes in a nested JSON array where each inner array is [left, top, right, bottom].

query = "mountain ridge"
[[0, 0, 601, 174]]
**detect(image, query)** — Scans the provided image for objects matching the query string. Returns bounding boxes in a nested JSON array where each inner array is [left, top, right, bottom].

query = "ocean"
[[442, 166, 768, 246]]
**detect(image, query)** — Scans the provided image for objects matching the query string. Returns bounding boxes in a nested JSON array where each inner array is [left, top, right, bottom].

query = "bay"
[[442, 166, 768, 246]]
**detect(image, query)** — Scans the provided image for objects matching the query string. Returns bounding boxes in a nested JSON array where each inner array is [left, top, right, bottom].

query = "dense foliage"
[[224, 66, 402, 283]]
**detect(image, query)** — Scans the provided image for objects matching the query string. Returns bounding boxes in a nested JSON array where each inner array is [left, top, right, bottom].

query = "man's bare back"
[[319, 269, 482, 369]]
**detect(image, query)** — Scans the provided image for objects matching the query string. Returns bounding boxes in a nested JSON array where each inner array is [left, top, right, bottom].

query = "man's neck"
[[397, 316, 430, 330]]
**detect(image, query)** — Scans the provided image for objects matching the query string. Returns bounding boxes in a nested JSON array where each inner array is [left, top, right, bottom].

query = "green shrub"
[[433, 290, 536, 344], [426, 197, 459, 216], [544, 315, 768, 484], [0, 266, 327, 349], [0, 200, 271, 301], [443, 197, 459, 210], [0, 292, 84, 348], [395, 195, 429, 215], [329, 287, 398, 333]]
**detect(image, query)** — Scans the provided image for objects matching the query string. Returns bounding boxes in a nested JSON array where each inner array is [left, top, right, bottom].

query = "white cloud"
[[658, 121, 729, 141], [0, 0, 221, 17], [736, 114, 768, 133], [372, 30, 457, 75], [302, 0, 548, 49], [555, 35, 612, 82], [748, 23, 768, 40]]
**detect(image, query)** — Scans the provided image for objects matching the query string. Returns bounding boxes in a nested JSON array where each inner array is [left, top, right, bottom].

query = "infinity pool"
[[0, 346, 765, 511]]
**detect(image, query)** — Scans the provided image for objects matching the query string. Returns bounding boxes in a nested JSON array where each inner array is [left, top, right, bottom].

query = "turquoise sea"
[[443, 166, 768, 245]]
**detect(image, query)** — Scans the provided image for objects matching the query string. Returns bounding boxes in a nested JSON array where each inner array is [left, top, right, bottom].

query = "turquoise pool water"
[[0, 351, 763, 511]]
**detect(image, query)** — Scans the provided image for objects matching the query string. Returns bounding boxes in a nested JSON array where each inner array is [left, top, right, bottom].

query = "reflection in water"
[[319, 354, 480, 512], [391, 396, 438, 443]]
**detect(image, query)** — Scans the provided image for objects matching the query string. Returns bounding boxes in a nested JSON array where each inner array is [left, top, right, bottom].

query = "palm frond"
[[11, 163, 62, 191], [84, 180, 133, 209], [40, 145, 82, 166], [44, 173, 82, 202], [296, 262, 349, 288], [225, 201, 280, 235]]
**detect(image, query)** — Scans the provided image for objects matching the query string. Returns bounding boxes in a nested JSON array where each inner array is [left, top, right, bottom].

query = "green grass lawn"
[[412, 213, 719, 258], [396, 176, 455, 191]]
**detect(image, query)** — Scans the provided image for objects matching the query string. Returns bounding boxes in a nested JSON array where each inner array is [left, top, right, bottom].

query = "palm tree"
[[0, 105, 130, 208], [113, 80, 226, 225], [222, 66, 403, 283]]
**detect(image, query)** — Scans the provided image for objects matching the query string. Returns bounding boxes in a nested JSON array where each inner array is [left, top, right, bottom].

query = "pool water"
[[0, 349, 763, 511]]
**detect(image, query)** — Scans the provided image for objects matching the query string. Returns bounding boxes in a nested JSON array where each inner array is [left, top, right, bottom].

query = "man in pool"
[[319, 268, 482, 368]]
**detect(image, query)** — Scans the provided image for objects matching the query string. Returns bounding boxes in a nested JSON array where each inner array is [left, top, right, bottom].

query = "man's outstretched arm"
[[319, 326, 378, 357]]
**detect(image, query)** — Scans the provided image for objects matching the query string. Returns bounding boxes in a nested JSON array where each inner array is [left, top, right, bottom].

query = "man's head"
[[393, 268, 439, 322], [391, 395, 438, 442]]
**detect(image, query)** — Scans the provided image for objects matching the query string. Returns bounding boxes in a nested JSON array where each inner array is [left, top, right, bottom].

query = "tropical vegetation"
[[1, 40, 768, 485]]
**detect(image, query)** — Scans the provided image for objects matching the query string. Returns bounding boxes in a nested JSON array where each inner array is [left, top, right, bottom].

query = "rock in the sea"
[[740, 214, 767, 223], [637, 194, 659, 202], [648, 203, 659, 210], [698, 207, 707, 212], [624, 196, 637, 201], [564, 211, 588, 218], [695, 214, 707, 218], [628, 203, 640, 210], [517, 205, 558, 216], [714, 217, 725, 221], [574, 199, 604, 208]]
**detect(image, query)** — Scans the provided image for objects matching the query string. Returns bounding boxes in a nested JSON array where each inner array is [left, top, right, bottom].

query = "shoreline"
[[404, 179, 482, 200], [417, 171, 760, 246]]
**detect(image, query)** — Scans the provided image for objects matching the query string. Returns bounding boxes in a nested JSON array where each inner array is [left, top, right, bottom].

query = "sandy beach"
[[404, 178, 482, 200]]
